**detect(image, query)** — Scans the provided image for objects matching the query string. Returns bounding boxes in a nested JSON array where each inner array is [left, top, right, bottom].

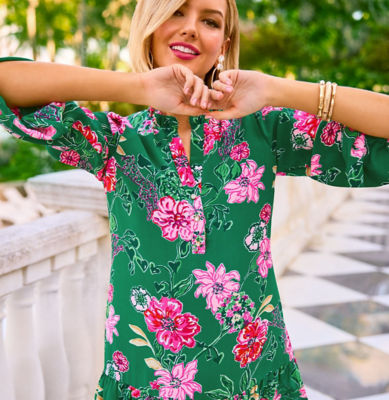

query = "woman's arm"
[[268, 76, 389, 139], [0, 60, 147, 108], [0, 59, 222, 115], [207, 70, 389, 139]]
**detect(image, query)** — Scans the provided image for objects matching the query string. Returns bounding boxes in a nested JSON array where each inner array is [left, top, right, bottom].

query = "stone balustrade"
[[0, 169, 350, 399]]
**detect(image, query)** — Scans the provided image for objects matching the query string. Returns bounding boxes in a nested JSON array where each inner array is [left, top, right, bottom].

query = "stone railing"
[[0, 169, 350, 400]]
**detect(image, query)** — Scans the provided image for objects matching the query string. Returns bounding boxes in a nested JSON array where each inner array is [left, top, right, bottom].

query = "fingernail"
[[184, 87, 189, 95], [227, 79, 233, 85], [191, 97, 197, 106], [226, 86, 233, 92], [205, 115, 212, 119], [201, 101, 207, 109]]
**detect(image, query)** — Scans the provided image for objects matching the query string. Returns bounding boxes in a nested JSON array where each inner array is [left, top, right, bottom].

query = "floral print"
[[2, 56, 389, 400], [256, 238, 273, 278], [144, 297, 201, 353], [233, 317, 269, 367], [192, 261, 240, 314], [151, 196, 194, 242], [224, 160, 266, 203], [154, 360, 202, 400]]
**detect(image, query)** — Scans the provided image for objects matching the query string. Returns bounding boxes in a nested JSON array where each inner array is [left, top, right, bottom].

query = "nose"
[[179, 16, 198, 39]]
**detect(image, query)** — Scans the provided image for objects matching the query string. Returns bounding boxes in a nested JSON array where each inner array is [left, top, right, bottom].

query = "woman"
[[0, 0, 388, 399]]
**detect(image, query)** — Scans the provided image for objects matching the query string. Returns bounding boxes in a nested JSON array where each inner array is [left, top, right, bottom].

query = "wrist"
[[264, 74, 284, 107], [128, 71, 149, 106]]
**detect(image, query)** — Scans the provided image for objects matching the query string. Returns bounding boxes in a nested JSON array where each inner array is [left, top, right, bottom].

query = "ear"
[[222, 37, 231, 54]]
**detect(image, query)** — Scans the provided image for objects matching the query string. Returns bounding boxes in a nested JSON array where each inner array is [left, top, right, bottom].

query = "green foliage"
[[0, 139, 72, 182]]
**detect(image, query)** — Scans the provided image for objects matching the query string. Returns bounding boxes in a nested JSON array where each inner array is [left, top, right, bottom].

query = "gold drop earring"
[[211, 54, 225, 89]]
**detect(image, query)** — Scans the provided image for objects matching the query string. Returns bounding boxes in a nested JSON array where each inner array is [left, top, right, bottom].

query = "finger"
[[199, 85, 210, 109], [212, 79, 234, 94], [190, 77, 205, 107], [183, 69, 195, 96], [218, 70, 234, 85], [209, 88, 225, 102]]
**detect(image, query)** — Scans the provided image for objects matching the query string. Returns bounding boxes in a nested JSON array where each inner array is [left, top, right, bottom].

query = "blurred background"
[[0, 0, 388, 181]]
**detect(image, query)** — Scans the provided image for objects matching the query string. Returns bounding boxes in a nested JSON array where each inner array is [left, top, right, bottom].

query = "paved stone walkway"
[[279, 186, 389, 400]]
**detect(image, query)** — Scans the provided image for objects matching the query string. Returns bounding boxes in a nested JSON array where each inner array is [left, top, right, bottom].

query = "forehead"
[[181, 0, 227, 15]]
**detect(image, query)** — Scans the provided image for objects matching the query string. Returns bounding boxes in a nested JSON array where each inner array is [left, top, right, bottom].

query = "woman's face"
[[151, 0, 229, 80]]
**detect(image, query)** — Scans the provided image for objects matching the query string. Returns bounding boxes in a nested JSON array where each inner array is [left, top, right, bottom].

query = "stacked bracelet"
[[317, 80, 337, 121]]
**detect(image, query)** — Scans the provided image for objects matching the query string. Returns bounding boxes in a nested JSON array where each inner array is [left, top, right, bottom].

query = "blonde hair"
[[128, 0, 240, 87]]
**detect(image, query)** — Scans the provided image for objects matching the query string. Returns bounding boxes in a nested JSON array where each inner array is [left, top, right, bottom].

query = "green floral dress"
[[1, 57, 389, 400]]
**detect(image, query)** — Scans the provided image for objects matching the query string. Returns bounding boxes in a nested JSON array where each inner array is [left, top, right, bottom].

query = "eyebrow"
[[181, 4, 224, 19], [202, 9, 224, 18]]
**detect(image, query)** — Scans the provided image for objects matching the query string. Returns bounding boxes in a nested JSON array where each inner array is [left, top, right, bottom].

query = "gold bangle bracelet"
[[322, 81, 333, 121], [317, 80, 325, 118], [327, 82, 337, 121]]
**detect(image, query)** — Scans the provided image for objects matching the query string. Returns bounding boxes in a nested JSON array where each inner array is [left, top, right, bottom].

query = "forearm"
[[268, 75, 389, 139], [0, 61, 147, 108]]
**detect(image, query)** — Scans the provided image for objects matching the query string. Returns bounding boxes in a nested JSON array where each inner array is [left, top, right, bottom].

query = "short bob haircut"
[[128, 0, 240, 87]]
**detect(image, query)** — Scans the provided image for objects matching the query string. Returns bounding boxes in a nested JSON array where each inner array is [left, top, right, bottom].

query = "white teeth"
[[171, 45, 197, 55]]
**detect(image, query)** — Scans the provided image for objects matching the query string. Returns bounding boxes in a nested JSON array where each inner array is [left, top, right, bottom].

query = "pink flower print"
[[233, 318, 269, 367], [321, 121, 342, 146], [150, 380, 160, 390], [131, 389, 141, 398], [351, 134, 367, 159], [224, 160, 265, 204], [112, 351, 129, 372], [309, 154, 322, 176], [245, 223, 263, 252], [13, 118, 57, 140], [293, 110, 320, 138], [97, 157, 118, 193], [144, 297, 201, 353], [273, 390, 282, 400], [283, 328, 295, 362], [259, 203, 271, 224], [81, 106, 98, 120], [151, 196, 194, 242], [72, 121, 103, 153], [108, 283, 114, 303], [299, 386, 308, 398], [230, 141, 250, 161], [169, 137, 196, 187], [60, 150, 80, 166], [107, 111, 133, 135], [192, 197, 205, 234], [260, 106, 283, 118], [203, 118, 231, 155], [256, 238, 273, 278], [154, 359, 202, 400], [192, 261, 240, 314], [105, 305, 120, 344]]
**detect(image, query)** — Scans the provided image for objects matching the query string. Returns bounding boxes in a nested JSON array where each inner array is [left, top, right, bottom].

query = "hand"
[[140, 64, 227, 116], [206, 70, 273, 120]]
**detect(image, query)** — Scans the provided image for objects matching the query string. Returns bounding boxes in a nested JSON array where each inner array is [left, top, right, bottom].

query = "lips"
[[169, 42, 200, 55]]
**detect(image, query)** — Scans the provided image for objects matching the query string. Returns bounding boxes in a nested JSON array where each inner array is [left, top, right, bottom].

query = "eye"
[[173, 10, 183, 16], [204, 19, 220, 28]]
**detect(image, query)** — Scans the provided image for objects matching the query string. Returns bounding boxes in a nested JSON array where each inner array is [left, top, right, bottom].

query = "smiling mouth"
[[170, 45, 200, 55], [170, 45, 200, 61]]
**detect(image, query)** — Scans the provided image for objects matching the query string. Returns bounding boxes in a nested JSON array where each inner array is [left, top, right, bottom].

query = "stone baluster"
[[61, 261, 93, 400], [81, 236, 111, 397], [36, 270, 70, 400], [5, 285, 45, 400], [0, 297, 15, 400]]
